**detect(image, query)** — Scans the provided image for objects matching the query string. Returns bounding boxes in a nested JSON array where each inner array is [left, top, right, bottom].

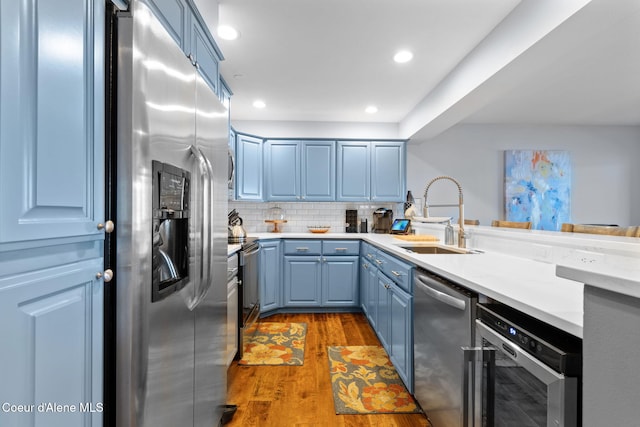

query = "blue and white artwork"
[[504, 150, 571, 231]]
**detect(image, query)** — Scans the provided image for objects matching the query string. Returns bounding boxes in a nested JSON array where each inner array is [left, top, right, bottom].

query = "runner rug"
[[327, 345, 422, 414], [238, 322, 307, 366]]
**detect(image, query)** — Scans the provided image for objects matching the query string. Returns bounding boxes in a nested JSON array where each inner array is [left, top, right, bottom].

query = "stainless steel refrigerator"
[[113, 2, 228, 426]]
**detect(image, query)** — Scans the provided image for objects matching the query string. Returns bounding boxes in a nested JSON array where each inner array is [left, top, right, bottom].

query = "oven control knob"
[[530, 340, 537, 350]]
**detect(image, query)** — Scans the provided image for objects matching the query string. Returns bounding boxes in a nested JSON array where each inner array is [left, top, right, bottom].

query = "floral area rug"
[[238, 322, 307, 366], [327, 345, 422, 414]]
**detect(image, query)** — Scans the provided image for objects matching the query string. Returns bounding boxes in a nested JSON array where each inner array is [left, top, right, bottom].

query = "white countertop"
[[227, 244, 242, 256], [556, 262, 640, 299], [245, 231, 585, 337]]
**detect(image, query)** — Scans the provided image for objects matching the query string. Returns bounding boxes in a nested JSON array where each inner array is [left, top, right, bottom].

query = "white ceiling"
[[215, 0, 640, 139]]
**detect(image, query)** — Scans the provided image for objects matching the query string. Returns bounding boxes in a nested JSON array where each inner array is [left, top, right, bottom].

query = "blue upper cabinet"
[[0, 0, 105, 244], [144, 0, 224, 94], [336, 141, 370, 201], [236, 134, 264, 200], [337, 141, 406, 202], [190, 12, 222, 94], [144, 0, 191, 52], [265, 140, 335, 201], [302, 141, 335, 201], [265, 140, 300, 200], [371, 142, 406, 202]]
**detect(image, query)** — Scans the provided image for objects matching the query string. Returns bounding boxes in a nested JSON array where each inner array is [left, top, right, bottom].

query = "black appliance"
[[151, 160, 190, 302], [372, 208, 393, 233], [463, 303, 582, 427], [345, 209, 358, 233]]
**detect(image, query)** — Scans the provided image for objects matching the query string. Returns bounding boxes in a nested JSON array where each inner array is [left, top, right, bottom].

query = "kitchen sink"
[[400, 246, 470, 254]]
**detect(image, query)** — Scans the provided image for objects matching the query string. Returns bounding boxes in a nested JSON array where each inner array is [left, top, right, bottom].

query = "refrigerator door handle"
[[461, 346, 496, 427], [188, 145, 214, 310]]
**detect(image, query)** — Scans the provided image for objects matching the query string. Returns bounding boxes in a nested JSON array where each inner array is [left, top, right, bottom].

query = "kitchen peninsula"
[[557, 262, 640, 426]]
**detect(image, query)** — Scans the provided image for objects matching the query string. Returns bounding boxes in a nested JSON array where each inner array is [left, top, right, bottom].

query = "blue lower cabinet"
[[259, 240, 281, 313], [360, 257, 378, 327], [322, 256, 359, 306], [376, 271, 392, 350], [359, 259, 370, 316], [283, 256, 322, 307], [0, 259, 104, 426], [389, 284, 413, 392], [367, 250, 414, 393]]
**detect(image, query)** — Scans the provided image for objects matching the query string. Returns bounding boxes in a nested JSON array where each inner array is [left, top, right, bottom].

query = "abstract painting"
[[504, 150, 571, 230]]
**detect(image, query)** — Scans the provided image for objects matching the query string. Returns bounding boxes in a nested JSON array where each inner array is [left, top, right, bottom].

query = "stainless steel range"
[[237, 237, 260, 357]]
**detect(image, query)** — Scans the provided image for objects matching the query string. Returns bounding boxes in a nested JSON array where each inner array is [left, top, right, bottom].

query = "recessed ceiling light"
[[365, 105, 378, 114], [218, 25, 239, 41], [253, 100, 266, 109], [393, 50, 413, 64]]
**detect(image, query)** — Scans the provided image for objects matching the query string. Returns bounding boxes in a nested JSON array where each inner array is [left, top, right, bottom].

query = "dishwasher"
[[414, 268, 478, 427]]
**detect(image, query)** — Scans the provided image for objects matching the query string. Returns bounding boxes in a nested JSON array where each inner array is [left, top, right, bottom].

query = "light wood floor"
[[225, 312, 432, 427]]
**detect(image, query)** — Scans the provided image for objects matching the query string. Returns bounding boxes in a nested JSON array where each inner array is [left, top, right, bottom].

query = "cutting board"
[[393, 234, 439, 242]]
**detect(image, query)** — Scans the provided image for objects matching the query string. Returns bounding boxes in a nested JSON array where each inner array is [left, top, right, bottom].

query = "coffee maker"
[[372, 208, 393, 233]]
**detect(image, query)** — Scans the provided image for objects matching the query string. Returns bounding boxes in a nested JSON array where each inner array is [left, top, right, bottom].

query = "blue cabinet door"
[[259, 240, 281, 313], [144, 0, 191, 52], [337, 141, 370, 201], [302, 141, 335, 201], [235, 134, 263, 200], [371, 142, 406, 202], [283, 256, 322, 306], [0, 259, 104, 427], [389, 284, 413, 392], [265, 140, 300, 200], [359, 258, 370, 316], [0, 0, 105, 244], [190, 15, 220, 94], [366, 261, 379, 327], [376, 271, 392, 349], [322, 256, 359, 306]]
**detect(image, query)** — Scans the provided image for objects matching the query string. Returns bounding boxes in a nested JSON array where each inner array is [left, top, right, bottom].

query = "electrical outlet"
[[574, 249, 604, 265]]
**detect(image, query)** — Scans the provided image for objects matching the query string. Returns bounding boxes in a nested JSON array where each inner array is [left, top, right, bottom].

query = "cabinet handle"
[[334, 248, 348, 252], [384, 283, 391, 289], [362, 263, 369, 269], [97, 269, 114, 283], [375, 259, 383, 265], [97, 220, 115, 233], [366, 254, 374, 259], [391, 270, 403, 277], [296, 247, 309, 252]]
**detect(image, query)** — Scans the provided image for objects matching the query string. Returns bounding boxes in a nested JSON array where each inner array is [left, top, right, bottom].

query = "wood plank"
[[226, 313, 431, 427]]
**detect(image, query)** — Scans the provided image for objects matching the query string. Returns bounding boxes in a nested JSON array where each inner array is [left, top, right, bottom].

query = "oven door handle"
[[461, 346, 496, 427]]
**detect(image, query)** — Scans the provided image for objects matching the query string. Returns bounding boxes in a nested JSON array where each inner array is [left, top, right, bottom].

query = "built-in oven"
[[237, 238, 260, 357], [463, 303, 582, 427]]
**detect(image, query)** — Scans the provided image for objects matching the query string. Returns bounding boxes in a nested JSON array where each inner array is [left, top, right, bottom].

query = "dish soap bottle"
[[445, 220, 454, 245]]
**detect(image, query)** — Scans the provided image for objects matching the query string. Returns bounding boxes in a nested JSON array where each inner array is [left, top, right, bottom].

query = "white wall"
[[232, 120, 400, 140], [407, 124, 640, 227]]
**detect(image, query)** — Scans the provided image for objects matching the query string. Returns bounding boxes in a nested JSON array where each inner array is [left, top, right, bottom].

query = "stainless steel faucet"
[[423, 176, 467, 248]]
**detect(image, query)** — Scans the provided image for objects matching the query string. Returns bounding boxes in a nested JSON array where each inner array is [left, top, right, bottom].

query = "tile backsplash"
[[228, 201, 402, 233]]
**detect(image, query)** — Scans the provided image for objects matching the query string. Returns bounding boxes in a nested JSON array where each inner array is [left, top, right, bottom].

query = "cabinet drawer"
[[323, 240, 359, 255], [376, 250, 413, 293], [283, 239, 322, 255], [361, 242, 378, 263]]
